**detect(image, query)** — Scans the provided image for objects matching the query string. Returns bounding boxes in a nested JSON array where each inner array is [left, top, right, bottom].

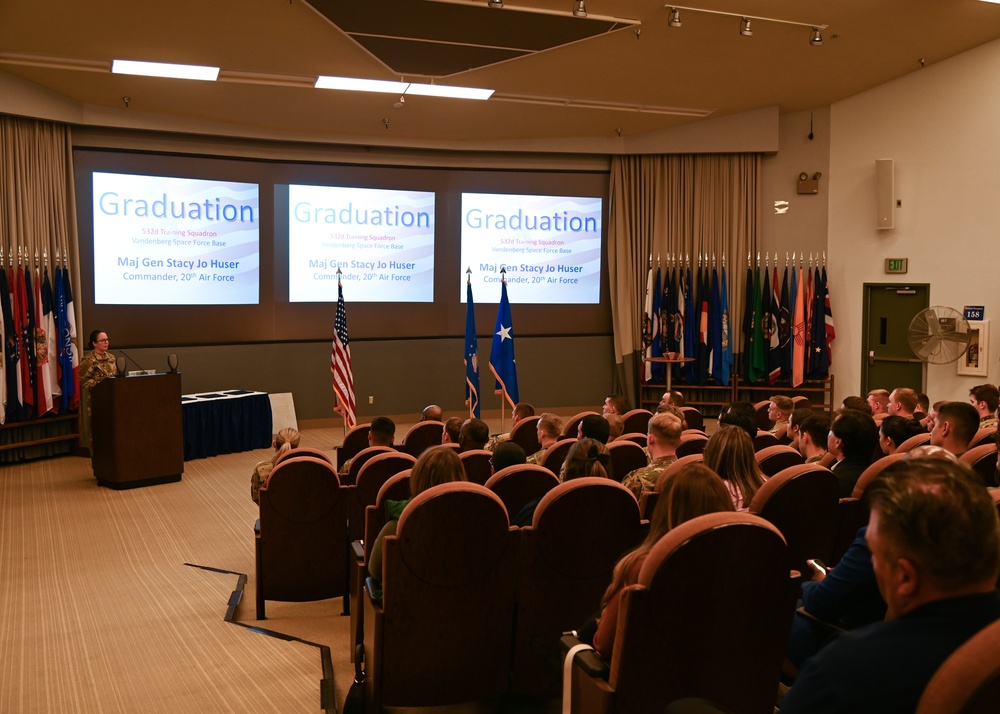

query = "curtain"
[[608, 153, 760, 404]]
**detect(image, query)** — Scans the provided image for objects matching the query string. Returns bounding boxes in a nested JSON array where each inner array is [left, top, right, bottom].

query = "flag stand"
[[498, 391, 506, 434]]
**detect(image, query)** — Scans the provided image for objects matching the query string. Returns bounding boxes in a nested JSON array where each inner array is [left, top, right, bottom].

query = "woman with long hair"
[[560, 438, 612, 481], [250, 427, 301, 504], [703, 425, 766, 511], [593, 464, 734, 658]]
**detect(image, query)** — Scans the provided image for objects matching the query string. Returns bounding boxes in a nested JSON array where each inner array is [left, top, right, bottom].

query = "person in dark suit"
[[827, 409, 879, 497]]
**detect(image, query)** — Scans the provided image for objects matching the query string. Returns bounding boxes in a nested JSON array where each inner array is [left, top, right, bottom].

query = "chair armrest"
[[364, 576, 383, 606], [559, 633, 610, 679], [351, 539, 364, 561], [254, 518, 260, 537], [795, 606, 847, 635]]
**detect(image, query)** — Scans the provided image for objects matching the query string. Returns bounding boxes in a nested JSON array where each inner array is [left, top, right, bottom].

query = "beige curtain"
[[608, 153, 760, 405]]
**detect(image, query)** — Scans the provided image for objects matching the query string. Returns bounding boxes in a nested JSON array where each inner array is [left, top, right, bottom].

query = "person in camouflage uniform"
[[487, 402, 534, 451], [527, 413, 563, 464], [621, 410, 683, 500]]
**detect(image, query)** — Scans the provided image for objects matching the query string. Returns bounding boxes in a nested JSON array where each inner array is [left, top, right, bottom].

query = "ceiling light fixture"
[[488, 0, 503, 8], [664, 6, 828, 40], [315, 76, 409, 93], [810, 27, 823, 46], [668, 8, 682, 27], [405, 83, 494, 100], [573, 1, 587, 17], [111, 59, 219, 81], [740, 17, 752, 36]]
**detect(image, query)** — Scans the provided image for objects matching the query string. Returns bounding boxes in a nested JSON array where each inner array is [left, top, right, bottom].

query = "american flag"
[[331, 275, 356, 428]]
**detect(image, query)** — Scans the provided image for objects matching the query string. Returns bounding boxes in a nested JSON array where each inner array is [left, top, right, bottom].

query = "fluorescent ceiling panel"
[[315, 75, 409, 93], [112, 59, 219, 81]]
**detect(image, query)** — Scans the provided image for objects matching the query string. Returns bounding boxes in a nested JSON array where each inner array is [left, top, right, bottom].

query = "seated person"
[[368, 446, 467, 583], [527, 413, 563, 464], [578, 413, 611, 445], [604, 413, 624, 441], [339, 416, 395, 475], [841, 395, 873, 415], [928, 401, 979, 457], [621, 411, 683, 499], [659, 390, 685, 409], [442, 416, 462, 445], [488, 402, 534, 451], [593, 464, 735, 659], [420, 404, 443, 422], [781, 458, 1000, 714], [703, 426, 765, 511], [797, 414, 830, 463], [560, 438, 612, 482], [250, 427, 300, 504], [828, 409, 879, 497], [459, 417, 489, 452], [878, 415, 925, 455], [786, 407, 815, 451], [887, 387, 919, 419], [717, 409, 756, 441], [767, 395, 794, 436], [969, 383, 999, 429], [866, 389, 890, 422], [602, 393, 628, 417], [490, 441, 526, 473]]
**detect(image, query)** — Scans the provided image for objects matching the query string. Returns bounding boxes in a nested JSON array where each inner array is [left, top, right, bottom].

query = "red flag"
[[34, 268, 54, 415], [331, 276, 356, 429], [16, 267, 33, 414], [792, 267, 806, 387]]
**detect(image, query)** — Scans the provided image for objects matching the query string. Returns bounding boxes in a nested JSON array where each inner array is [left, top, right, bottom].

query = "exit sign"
[[885, 258, 908, 274]]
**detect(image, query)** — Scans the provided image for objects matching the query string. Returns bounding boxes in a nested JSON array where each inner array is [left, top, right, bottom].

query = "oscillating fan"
[[907, 306, 971, 364]]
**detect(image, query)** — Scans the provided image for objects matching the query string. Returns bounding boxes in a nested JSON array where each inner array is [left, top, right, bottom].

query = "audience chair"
[[791, 396, 813, 411], [755, 444, 805, 477], [344, 445, 395, 487], [607, 440, 649, 484], [337, 422, 371, 471], [512, 478, 642, 696], [350, 452, 417, 544], [680, 406, 704, 432], [656, 454, 705, 485], [400, 420, 444, 458], [361, 483, 516, 713], [675, 432, 709, 458], [561, 411, 599, 439], [540, 438, 577, 476], [255, 456, 349, 620], [753, 430, 780, 452], [960, 443, 999, 488], [617, 432, 647, 447], [817, 451, 837, 468], [748, 464, 840, 576], [485, 464, 559, 518], [459, 449, 494, 485], [564, 512, 796, 714], [894, 432, 931, 454], [754, 400, 774, 431], [971, 427, 998, 449], [828, 452, 905, 565], [915, 618, 1000, 714], [349, 471, 411, 661], [273, 446, 333, 467], [510, 415, 542, 456], [621, 409, 653, 436]]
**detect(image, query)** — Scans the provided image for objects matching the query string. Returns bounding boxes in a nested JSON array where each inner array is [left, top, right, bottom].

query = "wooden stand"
[[91, 373, 184, 489]]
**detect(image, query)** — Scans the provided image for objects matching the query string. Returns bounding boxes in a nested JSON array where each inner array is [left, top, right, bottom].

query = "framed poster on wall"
[[957, 319, 989, 377]]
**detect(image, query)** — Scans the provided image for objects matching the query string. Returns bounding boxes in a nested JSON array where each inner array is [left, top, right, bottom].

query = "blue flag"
[[683, 267, 696, 383], [709, 267, 722, 384], [742, 265, 753, 380], [719, 266, 732, 386], [651, 266, 664, 383], [489, 274, 519, 407], [464, 277, 480, 418]]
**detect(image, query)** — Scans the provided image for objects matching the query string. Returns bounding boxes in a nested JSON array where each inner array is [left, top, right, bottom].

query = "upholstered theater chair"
[[828, 452, 904, 565], [561, 412, 599, 439], [344, 445, 394, 486], [337, 422, 371, 471], [399, 420, 444, 458], [459, 448, 494, 485], [755, 444, 805, 477], [680, 407, 705, 432], [255, 456, 349, 620], [485, 464, 559, 518], [607, 441, 649, 484], [621, 409, 653, 436], [960, 443, 999, 488], [893, 432, 931, 454], [675, 432, 708, 458], [915, 618, 1000, 714], [273, 446, 333, 467], [349, 452, 416, 543], [510, 415, 542, 456], [540, 438, 577, 476]]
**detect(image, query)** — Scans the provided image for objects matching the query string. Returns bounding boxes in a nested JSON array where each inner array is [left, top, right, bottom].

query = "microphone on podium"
[[119, 350, 150, 375]]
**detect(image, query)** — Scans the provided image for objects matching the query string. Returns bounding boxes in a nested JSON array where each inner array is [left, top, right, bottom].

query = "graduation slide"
[[92, 172, 260, 305], [288, 184, 435, 303], [459, 192, 602, 304]]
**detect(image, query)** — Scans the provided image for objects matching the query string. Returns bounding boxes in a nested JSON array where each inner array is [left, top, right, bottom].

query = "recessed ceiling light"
[[112, 59, 219, 81], [405, 83, 494, 100], [315, 76, 409, 93]]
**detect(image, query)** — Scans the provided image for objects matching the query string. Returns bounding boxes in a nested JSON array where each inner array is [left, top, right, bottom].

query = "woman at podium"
[[80, 330, 117, 453]]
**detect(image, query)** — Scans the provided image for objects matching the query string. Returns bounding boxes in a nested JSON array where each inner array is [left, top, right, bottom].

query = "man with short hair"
[[828, 409, 879, 496], [490, 441, 527, 473], [602, 394, 628, 417], [786, 407, 814, 450], [929, 401, 980, 457], [604, 413, 624, 441], [781, 458, 1000, 714], [488, 402, 535, 451], [420, 404, 443, 422], [842, 396, 873, 415], [442, 416, 463, 445], [621, 411, 683, 500], [887, 387, 919, 419], [767, 395, 794, 436], [528, 413, 563, 464], [922, 400, 946, 432], [658, 390, 685, 409], [578, 413, 611, 444], [867, 389, 890, 422], [339, 415, 395, 475], [969, 384, 999, 429], [798, 414, 830, 463], [459, 417, 490, 452]]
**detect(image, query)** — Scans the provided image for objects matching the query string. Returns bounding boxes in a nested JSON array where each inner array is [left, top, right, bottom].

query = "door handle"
[[869, 350, 875, 366]]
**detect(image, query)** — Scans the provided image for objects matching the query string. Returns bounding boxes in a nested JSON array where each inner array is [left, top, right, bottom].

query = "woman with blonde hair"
[[560, 438, 612, 481], [250, 427, 301, 504], [593, 464, 734, 658], [702, 425, 766, 511], [369, 445, 467, 582]]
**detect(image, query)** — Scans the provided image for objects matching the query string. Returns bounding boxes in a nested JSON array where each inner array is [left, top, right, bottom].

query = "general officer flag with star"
[[489, 269, 519, 407]]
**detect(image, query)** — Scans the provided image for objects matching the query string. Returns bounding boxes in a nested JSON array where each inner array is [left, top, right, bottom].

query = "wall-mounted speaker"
[[875, 158, 894, 230]]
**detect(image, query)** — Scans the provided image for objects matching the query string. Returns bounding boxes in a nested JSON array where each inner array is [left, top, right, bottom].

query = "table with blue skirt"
[[181, 390, 273, 460]]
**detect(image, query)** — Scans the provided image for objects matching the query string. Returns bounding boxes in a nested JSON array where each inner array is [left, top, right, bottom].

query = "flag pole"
[[499, 389, 506, 434]]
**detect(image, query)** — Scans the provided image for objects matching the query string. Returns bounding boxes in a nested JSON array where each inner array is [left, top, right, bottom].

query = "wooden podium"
[[91, 373, 184, 489]]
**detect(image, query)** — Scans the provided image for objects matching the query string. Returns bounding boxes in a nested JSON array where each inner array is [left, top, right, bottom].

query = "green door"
[[862, 284, 929, 394]]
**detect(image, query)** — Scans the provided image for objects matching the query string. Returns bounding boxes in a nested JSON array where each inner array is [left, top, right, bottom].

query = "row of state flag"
[[330, 268, 520, 428], [642, 256, 835, 388], [0, 263, 80, 424]]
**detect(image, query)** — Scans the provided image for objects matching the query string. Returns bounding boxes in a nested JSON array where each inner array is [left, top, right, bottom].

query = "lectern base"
[[97, 474, 182, 490]]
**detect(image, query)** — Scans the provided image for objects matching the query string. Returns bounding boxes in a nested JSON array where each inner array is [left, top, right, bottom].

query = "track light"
[[740, 17, 752, 37], [668, 8, 682, 28], [810, 27, 823, 46], [573, 0, 586, 17], [488, 0, 502, 8]]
